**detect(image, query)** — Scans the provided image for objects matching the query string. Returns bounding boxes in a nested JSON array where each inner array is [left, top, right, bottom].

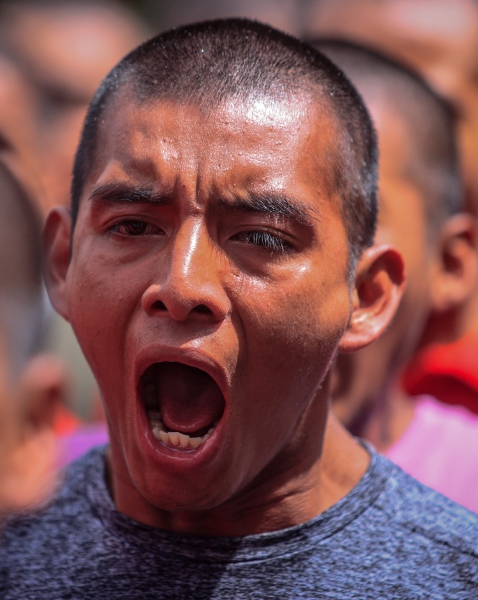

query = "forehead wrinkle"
[[90, 91, 337, 226], [86, 145, 180, 201], [93, 100, 185, 184]]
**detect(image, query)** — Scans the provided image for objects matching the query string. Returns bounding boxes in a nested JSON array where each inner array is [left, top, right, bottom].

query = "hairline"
[[74, 71, 340, 195]]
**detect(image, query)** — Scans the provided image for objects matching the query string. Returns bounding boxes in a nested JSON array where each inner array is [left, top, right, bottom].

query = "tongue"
[[155, 362, 225, 434]]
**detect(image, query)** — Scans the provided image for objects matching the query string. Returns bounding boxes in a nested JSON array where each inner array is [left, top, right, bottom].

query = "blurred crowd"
[[1, 0, 478, 517]]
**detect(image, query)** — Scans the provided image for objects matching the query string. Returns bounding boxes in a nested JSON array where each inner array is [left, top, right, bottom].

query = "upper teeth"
[[147, 410, 216, 451]]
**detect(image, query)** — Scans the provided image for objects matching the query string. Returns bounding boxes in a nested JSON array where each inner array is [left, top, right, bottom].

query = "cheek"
[[65, 239, 144, 381], [222, 266, 351, 479], [230, 261, 352, 413]]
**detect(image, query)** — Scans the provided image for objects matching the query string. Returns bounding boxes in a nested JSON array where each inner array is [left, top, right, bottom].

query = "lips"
[[140, 362, 226, 452]]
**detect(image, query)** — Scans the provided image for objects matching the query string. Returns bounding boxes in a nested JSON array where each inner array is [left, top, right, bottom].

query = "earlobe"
[[43, 206, 72, 320], [339, 244, 405, 353]]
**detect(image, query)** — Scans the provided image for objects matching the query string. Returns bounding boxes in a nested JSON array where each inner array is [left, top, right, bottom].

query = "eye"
[[110, 220, 163, 237], [231, 230, 293, 253]]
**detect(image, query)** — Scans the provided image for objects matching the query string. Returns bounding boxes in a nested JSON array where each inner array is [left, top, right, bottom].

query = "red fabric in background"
[[53, 406, 81, 437], [403, 333, 478, 415]]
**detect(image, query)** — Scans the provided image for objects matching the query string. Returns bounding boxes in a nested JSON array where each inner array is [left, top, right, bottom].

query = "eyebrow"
[[89, 182, 318, 225], [215, 193, 319, 225], [89, 182, 174, 206]]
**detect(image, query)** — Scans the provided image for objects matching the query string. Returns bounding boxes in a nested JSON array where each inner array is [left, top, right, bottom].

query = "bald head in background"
[[0, 0, 149, 213], [312, 40, 470, 440], [314, 39, 462, 231], [305, 0, 478, 211], [312, 41, 478, 514], [305, 0, 478, 351]]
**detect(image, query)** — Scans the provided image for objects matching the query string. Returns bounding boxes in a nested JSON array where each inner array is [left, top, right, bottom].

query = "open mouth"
[[140, 362, 225, 451]]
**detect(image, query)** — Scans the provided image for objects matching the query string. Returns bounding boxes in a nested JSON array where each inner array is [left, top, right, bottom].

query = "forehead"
[[85, 92, 340, 211]]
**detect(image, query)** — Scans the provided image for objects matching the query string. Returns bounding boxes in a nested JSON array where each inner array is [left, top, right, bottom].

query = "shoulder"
[[374, 455, 478, 558]]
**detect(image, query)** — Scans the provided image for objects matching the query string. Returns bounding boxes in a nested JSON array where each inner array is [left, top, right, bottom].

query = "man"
[[0, 160, 63, 512], [305, 0, 478, 414], [1, 20, 477, 598], [314, 40, 478, 512]]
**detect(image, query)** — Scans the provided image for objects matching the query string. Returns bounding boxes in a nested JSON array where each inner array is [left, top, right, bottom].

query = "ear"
[[339, 244, 405, 353], [43, 206, 72, 320], [0, 355, 70, 511], [429, 213, 478, 313]]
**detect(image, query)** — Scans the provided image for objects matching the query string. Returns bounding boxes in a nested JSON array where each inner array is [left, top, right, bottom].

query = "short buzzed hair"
[[312, 39, 463, 236], [0, 161, 43, 377], [71, 19, 378, 268]]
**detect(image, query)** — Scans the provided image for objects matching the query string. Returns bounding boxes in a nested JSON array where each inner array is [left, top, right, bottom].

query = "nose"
[[141, 220, 230, 323]]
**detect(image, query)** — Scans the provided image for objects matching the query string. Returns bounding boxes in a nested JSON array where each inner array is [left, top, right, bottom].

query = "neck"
[[107, 406, 369, 537]]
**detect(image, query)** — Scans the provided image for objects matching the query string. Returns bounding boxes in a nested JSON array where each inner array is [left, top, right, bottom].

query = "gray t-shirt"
[[1, 445, 477, 599]]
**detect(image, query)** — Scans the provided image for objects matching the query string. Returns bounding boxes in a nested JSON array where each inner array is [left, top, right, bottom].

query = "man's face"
[[63, 94, 353, 513], [333, 99, 433, 426]]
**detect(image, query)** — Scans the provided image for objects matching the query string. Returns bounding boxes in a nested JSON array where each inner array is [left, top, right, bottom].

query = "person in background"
[[0, 160, 65, 513], [312, 39, 478, 513], [160, 0, 303, 36], [305, 0, 478, 415], [0, 0, 149, 445], [0, 0, 149, 214]]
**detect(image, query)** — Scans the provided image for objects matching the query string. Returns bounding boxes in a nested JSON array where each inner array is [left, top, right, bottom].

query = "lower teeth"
[[147, 410, 216, 450]]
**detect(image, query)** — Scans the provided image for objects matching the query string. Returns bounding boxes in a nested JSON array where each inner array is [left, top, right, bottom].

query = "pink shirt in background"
[[58, 422, 108, 469], [386, 395, 478, 513]]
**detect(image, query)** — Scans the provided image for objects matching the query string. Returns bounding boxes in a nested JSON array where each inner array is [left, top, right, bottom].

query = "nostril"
[[153, 300, 168, 311], [194, 304, 213, 315]]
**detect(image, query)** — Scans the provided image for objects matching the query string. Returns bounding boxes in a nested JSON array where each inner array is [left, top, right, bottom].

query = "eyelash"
[[110, 220, 162, 236], [232, 230, 293, 253], [109, 220, 293, 254]]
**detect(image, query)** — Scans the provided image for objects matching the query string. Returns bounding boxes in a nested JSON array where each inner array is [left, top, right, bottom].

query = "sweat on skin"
[[44, 83, 404, 535]]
